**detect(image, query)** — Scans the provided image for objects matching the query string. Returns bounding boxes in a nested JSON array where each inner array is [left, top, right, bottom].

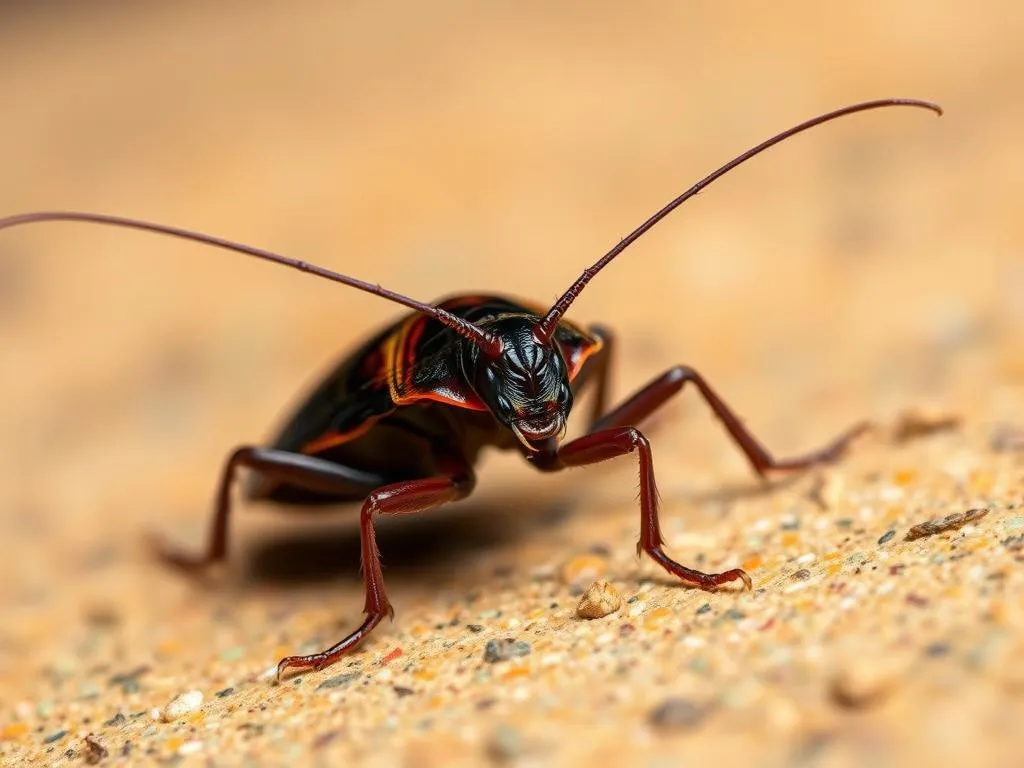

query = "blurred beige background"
[[0, 1, 1021, 766]]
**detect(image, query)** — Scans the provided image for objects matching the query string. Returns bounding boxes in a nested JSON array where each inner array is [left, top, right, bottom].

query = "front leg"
[[592, 365, 869, 477], [277, 463, 476, 679], [530, 426, 751, 591]]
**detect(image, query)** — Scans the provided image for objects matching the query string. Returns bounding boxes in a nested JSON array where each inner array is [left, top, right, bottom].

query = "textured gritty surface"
[[0, 2, 1022, 766]]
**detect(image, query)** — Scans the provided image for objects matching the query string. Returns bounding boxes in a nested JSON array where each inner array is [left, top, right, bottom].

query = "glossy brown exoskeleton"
[[0, 98, 941, 677]]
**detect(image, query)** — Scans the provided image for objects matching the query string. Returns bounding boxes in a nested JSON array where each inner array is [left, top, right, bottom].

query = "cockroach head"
[[468, 314, 573, 453]]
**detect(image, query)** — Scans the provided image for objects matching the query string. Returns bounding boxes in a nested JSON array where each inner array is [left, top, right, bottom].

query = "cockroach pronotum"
[[0, 98, 941, 678]]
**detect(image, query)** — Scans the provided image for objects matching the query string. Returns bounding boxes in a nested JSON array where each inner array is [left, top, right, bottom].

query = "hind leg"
[[150, 445, 386, 570]]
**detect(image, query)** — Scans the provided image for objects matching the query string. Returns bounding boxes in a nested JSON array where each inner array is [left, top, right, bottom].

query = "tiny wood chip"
[[905, 508, 989, 541]]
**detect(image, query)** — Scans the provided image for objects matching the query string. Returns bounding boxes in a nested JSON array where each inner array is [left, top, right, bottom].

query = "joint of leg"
[[664, 365, 696, 387], [623, 426, 650, 453], [362, 494, 385, 523], [229, 446, 254, 463]]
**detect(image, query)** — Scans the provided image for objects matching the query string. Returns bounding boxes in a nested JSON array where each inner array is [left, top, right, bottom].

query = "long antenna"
[[534, 97, 943, 342], [0, 211, 504, 356]]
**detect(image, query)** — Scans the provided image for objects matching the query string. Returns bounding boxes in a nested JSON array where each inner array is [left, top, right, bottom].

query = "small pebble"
[[313, 730, 344, 750], [890, 407, 960, 443], [483, 638, 532, 663], [989, 423, 1024, 452], [316, 673, 359, 691], [925, 641, 951, 657], [108, 666, 148, 694], [83, 734, 108, 765], [1002, 535, 1024, 552], [1, 723, 28, 740], [84, 605, 121, 628], [576, 580, 622, 619], [43, 729, 68, 745], [486, 722, 526, 763], [830, 658, 903, 709], [215, 687, 235, 698], [104, 712, 127, 728], [647, 697, 709, 731], [878, 530, 896, 546], [695, 603, 712, 615], [78, 681, 101, 700], [393, 686, 415, 698], [792, 568, 812, 581], [466, 624, 484, 633], [161, 690, 204, 722]]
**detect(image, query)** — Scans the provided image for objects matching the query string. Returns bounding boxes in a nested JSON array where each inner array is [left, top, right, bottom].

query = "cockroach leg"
[[528, 365, 871, 591], [591, 365, 870, 476], [276, 467, 475, 679], [149, 446, 384, 572], [530, 426, 751, 591]]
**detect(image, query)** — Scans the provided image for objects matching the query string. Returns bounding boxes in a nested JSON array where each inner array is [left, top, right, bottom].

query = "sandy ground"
[[0, 2, 1022, 766]]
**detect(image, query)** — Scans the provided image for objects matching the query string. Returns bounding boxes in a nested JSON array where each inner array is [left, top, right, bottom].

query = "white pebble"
[[796, 552, 817, 565], [161, 690, 204, 722], [179, 741, 203, 756], [879, 487, 903, 501], [628, 602, 647, 617], [683, 636, 705, 649]]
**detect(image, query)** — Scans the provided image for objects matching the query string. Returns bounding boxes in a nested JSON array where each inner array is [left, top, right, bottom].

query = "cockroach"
[[0, 98, 941, 678]]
